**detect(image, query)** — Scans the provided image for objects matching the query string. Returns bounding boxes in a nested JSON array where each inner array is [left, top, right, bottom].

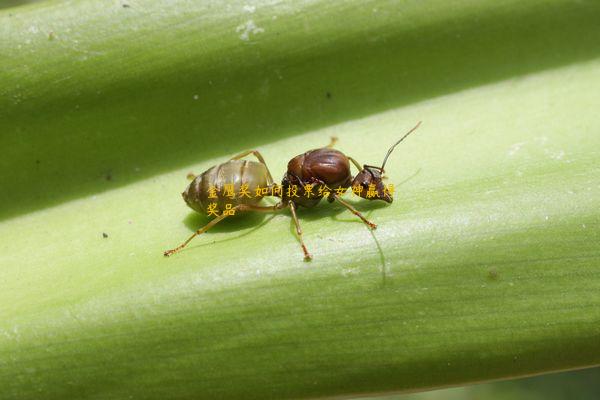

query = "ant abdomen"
[[183, 160, 272, 214]]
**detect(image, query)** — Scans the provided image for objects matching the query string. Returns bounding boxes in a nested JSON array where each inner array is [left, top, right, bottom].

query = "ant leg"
[[229, 150, 275, 185], [326, 136, 338, 148], [237, 202, 287, 212], [332, 194, 377, 230], [163, 210, 238, 257], [347, 156, 388, 184], [347, 156, 363, 172], [288, 200, 312, 261], [164, 202, 287, 257]]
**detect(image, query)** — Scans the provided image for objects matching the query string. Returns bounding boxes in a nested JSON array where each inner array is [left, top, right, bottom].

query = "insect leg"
[[326, 136, 338, 148], [347, 156, 363, 172], [348, 158, 387, 179], [237, 202, 287, 212], [228, 150, 275, 184], [163, 210, 236, 257], [288, 200, 312, 261], [332, 194, 377, 229]]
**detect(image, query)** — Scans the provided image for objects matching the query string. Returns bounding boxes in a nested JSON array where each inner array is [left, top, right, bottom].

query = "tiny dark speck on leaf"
[[102, 233, 108, 238], [122, 4, 130, 8], [105, 173, 112, 181], [326, 92, 332, 99], [35, 159, 40, 165], [488, 268, 499, 280]]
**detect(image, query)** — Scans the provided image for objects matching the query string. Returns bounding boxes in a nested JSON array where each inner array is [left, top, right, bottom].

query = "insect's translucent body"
[[182, 160, 273, 214]]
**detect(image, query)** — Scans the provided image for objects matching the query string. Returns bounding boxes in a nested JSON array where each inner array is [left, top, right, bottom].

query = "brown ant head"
[[352, 165, 391, 203], [351, 121, 421, 204]]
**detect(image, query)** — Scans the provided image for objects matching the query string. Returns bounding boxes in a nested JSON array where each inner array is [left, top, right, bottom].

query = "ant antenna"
[[380, 121, 421, 172]]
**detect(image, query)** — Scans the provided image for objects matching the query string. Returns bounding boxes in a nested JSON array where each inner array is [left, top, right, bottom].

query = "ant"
[[163, 122, 421, 260]]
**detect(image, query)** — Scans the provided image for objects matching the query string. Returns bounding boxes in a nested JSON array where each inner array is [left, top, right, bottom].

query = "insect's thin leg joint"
[[229, 150, 275, 185], [237, 202, 286, 213], [326, 136, 338, 149], [163, 210, 234, 257], [347, 156, 363, 172], [288, 200, 312, 261], [333, 195, 377, 229]]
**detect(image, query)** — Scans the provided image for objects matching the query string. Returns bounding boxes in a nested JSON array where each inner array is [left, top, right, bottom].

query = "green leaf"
[[1, 0, 599, 399]]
